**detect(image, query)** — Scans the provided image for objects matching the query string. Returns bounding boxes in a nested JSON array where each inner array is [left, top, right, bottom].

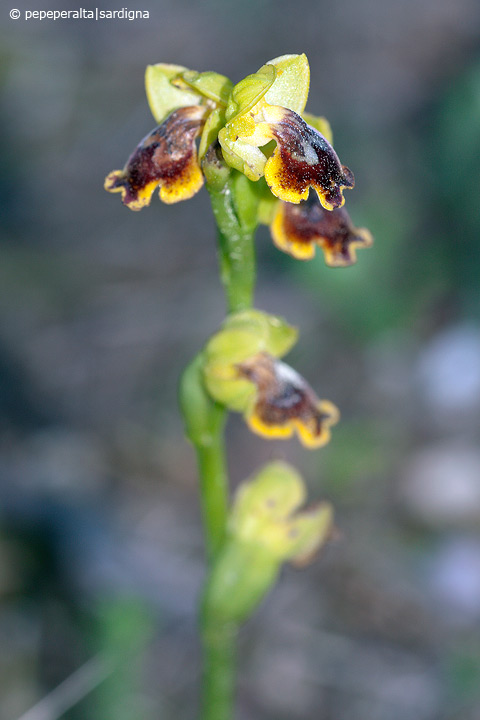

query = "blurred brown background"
[[1, 1, 480, 718]]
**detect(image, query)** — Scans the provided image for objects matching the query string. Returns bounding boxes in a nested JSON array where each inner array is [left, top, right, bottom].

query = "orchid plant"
[[105, 53, 372, 720]]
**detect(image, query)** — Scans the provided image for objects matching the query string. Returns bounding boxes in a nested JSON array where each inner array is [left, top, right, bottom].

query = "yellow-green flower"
[[218, 54, 354, 209], [104, 55, 354, 214], [203, 310, 339, 448]]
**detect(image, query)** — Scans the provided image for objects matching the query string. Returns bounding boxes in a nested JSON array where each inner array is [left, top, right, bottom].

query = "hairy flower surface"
[[203, 311, 339, 448], [105, 55, 355, 214]]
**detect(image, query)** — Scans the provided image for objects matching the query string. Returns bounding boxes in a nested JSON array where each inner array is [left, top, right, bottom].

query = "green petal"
[[264, 53, 310, 114], [218, 129, 267, 180], [145, 63, 201, 123], [198, 107, 226, 161], [226, 64, 277, 122], [181, 70, 233, 106]]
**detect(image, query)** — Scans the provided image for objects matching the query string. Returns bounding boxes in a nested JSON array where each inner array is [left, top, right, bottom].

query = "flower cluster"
[[105, 54, 372, 268], [105, 55, 371, 589], [106, 54, 373, 710]]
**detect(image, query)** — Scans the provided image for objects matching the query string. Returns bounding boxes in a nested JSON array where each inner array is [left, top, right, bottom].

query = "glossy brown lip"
[[104, 105, 206, 209], [271, 194, 373, 265], [264, 108, 354, 209], [237, 352, 339, 447]]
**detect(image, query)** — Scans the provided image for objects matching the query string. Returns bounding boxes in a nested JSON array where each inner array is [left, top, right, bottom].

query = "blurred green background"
[[1, 1, 480, 719]]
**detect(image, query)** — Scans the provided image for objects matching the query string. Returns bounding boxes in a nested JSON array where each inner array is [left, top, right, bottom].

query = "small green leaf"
[[180, 353, 226, 446]]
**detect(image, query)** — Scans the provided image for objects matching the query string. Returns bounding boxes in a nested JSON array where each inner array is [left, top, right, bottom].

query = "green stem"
[[195, 411, 228, 561], [182, 162, 259, 720], [207, 176, 256, 314], [200, 619, 237, 720], [180, 354, 228, 563]]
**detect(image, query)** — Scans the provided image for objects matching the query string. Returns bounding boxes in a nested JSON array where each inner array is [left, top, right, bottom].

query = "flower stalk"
[[204, 146, 258, 314]]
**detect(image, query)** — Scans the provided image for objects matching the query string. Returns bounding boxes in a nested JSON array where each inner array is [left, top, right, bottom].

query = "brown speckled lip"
[[273, 194, 373, 265], [105, 105, 206, 208], [237, 352, 335, 438], [265, 108, 354, 208]]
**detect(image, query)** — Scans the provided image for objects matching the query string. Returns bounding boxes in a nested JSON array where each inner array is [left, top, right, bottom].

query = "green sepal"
[[231, 461, 304, 529], [203, 328, 262, 411], [145, 63, 201, 123], [181, 70, 233, 106], [264, 53, 310, 114], [231, 461, 333, 562], [202, 310, 297, 411], [222, 309, 298, 358]]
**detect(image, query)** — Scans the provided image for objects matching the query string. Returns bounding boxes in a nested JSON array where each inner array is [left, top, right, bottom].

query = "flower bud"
[[203, 461, 333, 624]]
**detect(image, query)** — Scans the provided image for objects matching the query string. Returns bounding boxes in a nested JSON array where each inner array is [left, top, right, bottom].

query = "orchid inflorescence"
[[105, 54, 372, 719], [105, 54, 372, 267]]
